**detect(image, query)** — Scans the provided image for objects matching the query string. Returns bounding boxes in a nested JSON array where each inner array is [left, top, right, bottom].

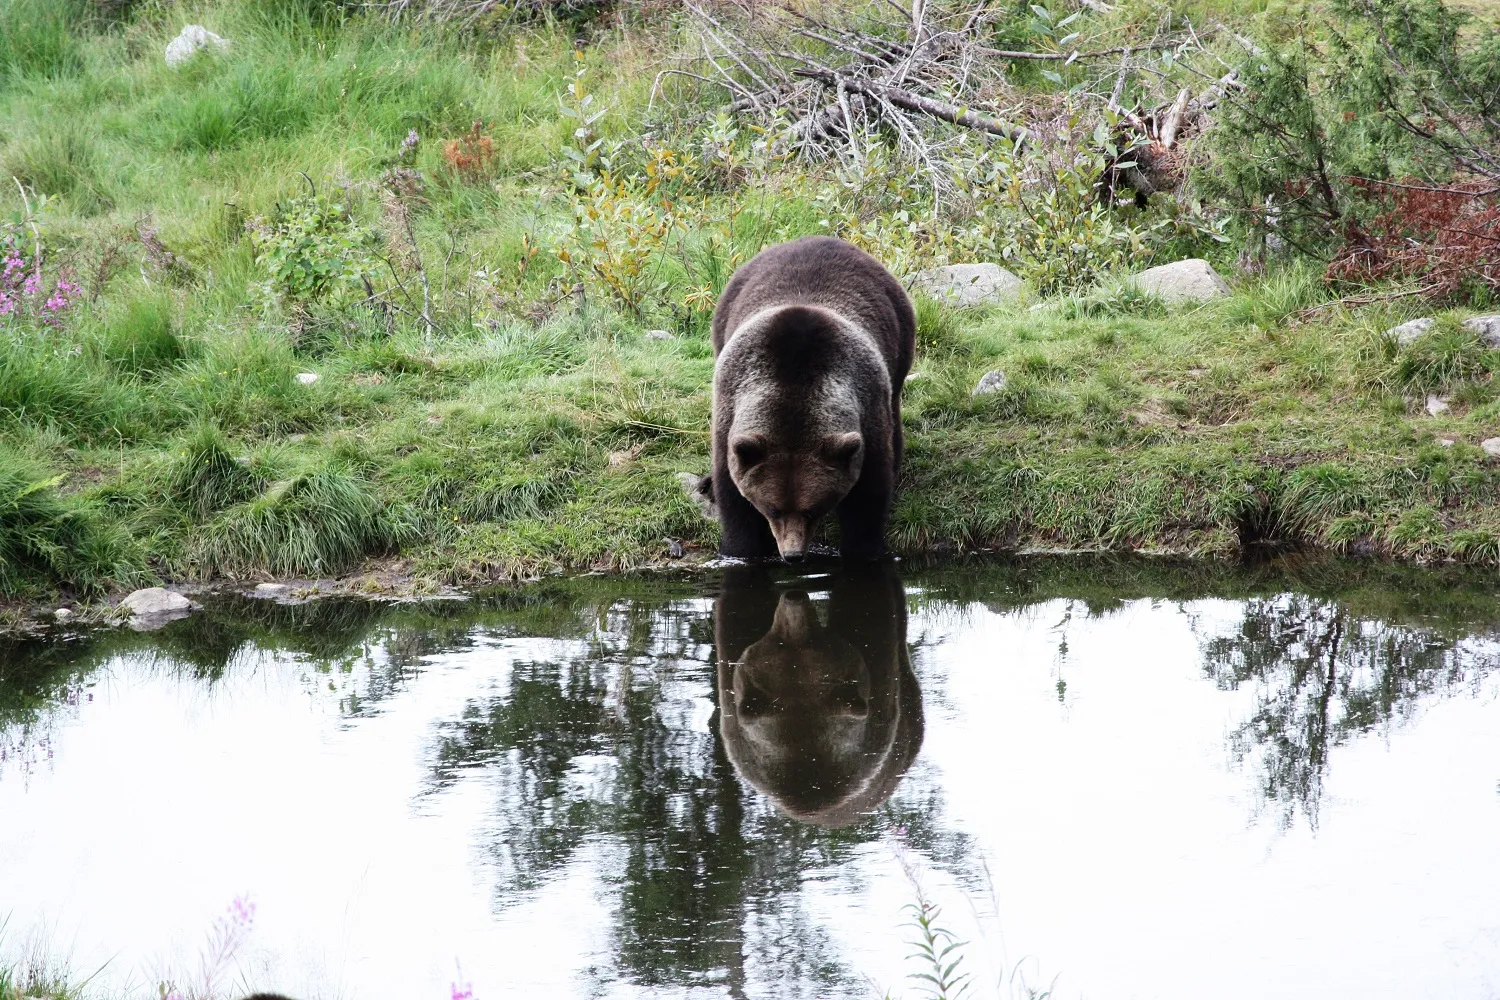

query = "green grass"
[[2, 0, 1500, 609]]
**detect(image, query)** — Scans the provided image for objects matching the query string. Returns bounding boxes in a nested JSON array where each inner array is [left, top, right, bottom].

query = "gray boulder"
[[1387, 318, 1436, 346], [972, 370, 1008, 397], [1464, 314, 1500, 347], [121, 588, 192, 616], [1425, 395, 1450, 416], [1130, 259, 1231, 304], [644, 329, 675, 341], [165, 25, 228, 67], [1483, 438, 1500, 459], [907, 263, 1024, 308], [253, 583, 291, 599]]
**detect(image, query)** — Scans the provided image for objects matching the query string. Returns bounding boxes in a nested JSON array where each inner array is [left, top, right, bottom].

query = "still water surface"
[[4, 559, 1500, 1000]]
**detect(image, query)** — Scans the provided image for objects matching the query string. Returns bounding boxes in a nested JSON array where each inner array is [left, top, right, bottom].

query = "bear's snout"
[[773, 515, 810, 561]]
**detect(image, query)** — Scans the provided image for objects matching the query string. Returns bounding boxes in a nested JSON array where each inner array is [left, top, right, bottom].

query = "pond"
[[3, 558, 1500, 1000]]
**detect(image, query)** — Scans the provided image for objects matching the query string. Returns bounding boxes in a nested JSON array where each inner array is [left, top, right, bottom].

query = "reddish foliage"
[[442, 121, 496, 183], [1329, 178, 1500, 300]]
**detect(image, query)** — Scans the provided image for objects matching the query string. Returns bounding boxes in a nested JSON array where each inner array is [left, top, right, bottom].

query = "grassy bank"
[[2, 0, 1500, 610]]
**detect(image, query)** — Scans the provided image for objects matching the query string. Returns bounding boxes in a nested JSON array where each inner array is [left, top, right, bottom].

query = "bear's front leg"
[[714, 462, 779, 559], [836, 464, 893, 561]]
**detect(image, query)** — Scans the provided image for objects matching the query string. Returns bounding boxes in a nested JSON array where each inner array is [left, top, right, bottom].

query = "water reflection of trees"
[[423, 591, 967, 995], [1199, 593, 1500, 827]]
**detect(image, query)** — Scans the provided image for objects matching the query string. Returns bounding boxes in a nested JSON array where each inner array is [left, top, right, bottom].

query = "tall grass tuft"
[[96, 294, 188, 376], [195, 466, 419, 577], [1391, 319, 1491, 392], [4, 123, 112, 213], [0, 450, 145, 597], [0, 0, 85, 83], [166, 425, 262, 518], [0, 336, 150, 442]]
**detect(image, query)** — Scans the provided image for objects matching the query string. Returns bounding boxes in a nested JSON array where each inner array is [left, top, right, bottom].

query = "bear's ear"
[[731, 434, 768, 469], [823, 432, 863, 467]]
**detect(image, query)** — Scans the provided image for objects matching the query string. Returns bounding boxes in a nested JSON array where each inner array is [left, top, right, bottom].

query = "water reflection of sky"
[[3, 563, 1500, 1000]]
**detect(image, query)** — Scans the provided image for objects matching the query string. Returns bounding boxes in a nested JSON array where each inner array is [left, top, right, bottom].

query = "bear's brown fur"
[[714, 563, 924, 827], [708, 236, 915, 560]]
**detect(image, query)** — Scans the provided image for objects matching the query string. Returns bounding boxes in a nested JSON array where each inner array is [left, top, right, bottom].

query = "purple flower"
[[22, 272, 40, 296], [400, 129, 421, 163], [451, 983, 474, 1000], [2, 254, 22, 281], [0, 292, 15, 316]]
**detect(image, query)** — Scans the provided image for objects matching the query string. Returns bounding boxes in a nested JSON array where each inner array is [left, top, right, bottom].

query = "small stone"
[[54, 608, 73, 620], [904, 370, 927, 383], [1129, 259, 1232, 304], [1483, 438, 1500, 459], [1426, 394, 1451, 416], [120, 587, 193, 617], [295, 372, 319, 386], [907, 263, 1025, 308], [1464, 314, 1500, 347], [1438, 437, 1457, 448], [254, 583, 291, 598], [165, 24, 229, 67], [665, 538, 686, 559], [288, 433, 307, 443], [644, 329, 676, 341], [972, 370, 1008, 397], [1387, 317, 1435, 346]]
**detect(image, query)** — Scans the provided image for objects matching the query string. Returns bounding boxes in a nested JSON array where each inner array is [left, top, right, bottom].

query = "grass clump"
[[195, 466, 419, 578], [165, 424, 262, 517], [96, 294, 188, 375], [0, 0, 85, 83], [0, 451, 145, 597]]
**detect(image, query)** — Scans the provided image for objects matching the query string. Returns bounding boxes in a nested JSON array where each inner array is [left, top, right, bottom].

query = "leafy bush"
[[245, 192, 378, 308]]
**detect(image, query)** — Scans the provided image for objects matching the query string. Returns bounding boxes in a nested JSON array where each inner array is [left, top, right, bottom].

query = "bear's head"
[[728, 429, 863, 561]]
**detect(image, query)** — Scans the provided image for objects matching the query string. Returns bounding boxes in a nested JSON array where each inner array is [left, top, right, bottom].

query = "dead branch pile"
[[666, 0, 1243, 202]]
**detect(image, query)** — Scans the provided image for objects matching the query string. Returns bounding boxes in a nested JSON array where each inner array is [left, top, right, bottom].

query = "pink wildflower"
[[0, 292, 15, 316], [2, 254, 22, 281], [22, 272, 41, 296], [451, 983, 474, 1000]]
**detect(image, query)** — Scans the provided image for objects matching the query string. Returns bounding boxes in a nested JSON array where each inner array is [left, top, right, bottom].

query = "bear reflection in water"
[[714, 562, 924, 827]]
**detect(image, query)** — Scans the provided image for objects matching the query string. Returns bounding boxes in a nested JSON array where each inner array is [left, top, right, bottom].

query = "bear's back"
[[711, 237, 914, 384]]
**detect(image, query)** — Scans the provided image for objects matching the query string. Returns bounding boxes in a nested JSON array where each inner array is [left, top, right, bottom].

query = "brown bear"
[[714, 563, 924, 827], [708, 236, 915, 561]]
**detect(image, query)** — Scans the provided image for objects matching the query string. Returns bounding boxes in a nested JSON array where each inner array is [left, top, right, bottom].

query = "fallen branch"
[[794, 67, 1028, 143]]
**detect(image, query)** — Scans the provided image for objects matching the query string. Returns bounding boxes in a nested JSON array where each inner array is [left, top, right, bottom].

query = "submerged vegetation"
[[0, 0, 1498, 607]]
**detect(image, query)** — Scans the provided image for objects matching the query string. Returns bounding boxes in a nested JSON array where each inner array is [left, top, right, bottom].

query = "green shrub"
[[246, 192, 377, 308]]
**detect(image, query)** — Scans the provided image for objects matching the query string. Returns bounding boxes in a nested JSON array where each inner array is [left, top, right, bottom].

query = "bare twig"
[[795, 68, 1028, 143]]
